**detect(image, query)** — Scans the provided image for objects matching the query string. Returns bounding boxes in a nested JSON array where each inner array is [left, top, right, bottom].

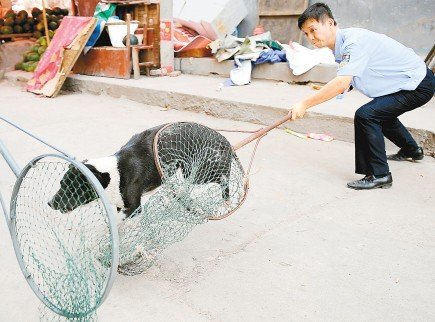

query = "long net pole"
[[232, 114, 292, 151]]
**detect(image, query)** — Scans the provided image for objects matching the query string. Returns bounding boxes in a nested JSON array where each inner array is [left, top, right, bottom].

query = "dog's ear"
[[96, 171, 111, 189], [85, 164, 111, 189]]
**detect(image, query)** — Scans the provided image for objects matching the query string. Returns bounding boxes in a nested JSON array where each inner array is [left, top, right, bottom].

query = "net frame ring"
[[8, 153, 119, 318], [153, 122, 250, 221]]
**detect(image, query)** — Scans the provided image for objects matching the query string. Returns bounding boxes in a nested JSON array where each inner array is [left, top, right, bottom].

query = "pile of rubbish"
[[209, 33, 336, 86], [173, 0, 336, 83]]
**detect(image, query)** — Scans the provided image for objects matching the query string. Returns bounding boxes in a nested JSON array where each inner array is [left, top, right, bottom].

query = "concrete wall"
[[315, 0, 434, 56], [239, 0, 434, 56]]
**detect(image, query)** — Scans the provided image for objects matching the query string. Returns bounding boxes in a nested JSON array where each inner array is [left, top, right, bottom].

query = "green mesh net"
[[8, 122, 249, 319], [10, 156, 117, 321], [38, 304, 98, 322], [99, 122, 248, 275]]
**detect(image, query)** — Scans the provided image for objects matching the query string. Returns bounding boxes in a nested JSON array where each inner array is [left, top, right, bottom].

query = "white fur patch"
[[86, 156, 124, 210]]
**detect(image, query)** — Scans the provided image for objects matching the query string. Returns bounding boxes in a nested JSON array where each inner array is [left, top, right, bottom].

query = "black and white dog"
[[48, 123, 233, 218]]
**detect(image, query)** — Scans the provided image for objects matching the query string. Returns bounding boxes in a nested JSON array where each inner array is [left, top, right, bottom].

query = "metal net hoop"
[[109, 122, 249, 275], [154, 122, 250, 220], [9, 154, 119, 319]]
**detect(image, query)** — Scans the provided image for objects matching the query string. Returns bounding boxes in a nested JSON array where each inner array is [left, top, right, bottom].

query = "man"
[[290, 2, 435, 190]]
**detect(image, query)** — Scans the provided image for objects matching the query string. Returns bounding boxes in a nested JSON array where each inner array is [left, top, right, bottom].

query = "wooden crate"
[[117, 2, 160, 70], [74, 1, 160, 79], [134, 3, 160, 68], [73, 47, 131, 79]]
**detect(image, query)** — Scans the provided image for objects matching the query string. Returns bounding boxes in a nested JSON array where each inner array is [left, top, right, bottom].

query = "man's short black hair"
[[298, 3, 337, 29]]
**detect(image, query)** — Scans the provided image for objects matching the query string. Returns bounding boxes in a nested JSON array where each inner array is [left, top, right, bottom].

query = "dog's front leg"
[[123, 186, 142, 218]]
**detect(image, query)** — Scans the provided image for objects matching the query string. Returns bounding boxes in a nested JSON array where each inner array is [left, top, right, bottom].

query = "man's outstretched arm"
[[289, 75, 353, 120]]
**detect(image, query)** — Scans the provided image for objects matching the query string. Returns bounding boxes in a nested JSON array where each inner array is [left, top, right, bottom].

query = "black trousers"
[[354, 68, 435, 176]]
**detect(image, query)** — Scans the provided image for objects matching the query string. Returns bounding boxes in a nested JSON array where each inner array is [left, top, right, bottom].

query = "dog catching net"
[[98, 122, 248, 275], [3, 114, 287, 319], [9, 155, 118, 321]]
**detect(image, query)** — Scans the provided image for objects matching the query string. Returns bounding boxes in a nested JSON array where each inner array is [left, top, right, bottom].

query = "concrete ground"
[[0, 81, 434, 321], [4, 69, 435, 156]]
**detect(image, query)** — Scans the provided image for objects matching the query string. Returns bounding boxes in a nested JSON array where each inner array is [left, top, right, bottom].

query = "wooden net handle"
[[232, 113, 292, 151]]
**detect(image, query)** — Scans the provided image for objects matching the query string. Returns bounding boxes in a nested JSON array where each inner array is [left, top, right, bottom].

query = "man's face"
[[301, 17, 335, 49]]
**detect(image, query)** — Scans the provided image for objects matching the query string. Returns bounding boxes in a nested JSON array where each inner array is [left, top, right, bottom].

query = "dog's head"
[[48, 162, 111, 213]]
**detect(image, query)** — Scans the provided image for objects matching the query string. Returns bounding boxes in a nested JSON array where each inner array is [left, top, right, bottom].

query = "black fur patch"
[[85, 164, 111, 188]]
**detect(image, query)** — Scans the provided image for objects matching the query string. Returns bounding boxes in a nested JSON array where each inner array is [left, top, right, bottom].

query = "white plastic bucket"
[[107, 18, 139, 48]]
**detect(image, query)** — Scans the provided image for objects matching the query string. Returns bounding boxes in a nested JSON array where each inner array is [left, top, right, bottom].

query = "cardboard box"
[[201, 0, 248, 40], [174, 0, 248, 40]]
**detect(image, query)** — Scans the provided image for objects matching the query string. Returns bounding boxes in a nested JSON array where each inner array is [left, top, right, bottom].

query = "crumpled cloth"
[[209, 32, 273, 62], [283, 41, 336, 75], [257, 40, 283, 51], [229, 49, 287, 85], [230, 59, 252, 85], [253, 49, 287, 65]]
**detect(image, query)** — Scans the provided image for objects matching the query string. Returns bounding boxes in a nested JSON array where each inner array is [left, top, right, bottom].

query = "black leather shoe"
[[387, 147, 424, 161], [347, 173, 393, 190]]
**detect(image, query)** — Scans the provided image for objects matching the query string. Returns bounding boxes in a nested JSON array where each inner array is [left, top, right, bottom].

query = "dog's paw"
[[114, 209, 127, 225]]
